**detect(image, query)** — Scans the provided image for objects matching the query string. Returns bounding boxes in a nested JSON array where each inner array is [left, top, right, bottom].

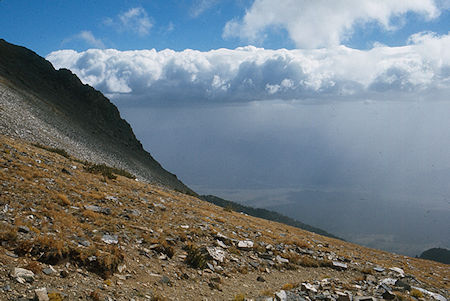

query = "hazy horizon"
[[117, 99, 450, 256]]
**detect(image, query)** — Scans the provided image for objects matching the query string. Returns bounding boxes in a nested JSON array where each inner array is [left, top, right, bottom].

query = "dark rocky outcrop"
[[0, 38, 194, 194]]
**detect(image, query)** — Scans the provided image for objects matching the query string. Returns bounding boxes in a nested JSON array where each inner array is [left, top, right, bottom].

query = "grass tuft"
[[84, 163, 134, 180], [184, 244, 208, 269], [32, 143, 70, 158]]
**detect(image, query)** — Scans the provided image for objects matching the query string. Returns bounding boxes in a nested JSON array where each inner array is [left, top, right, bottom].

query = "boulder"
[[206, 247, 226, 263], [11, 267, 34, 283], [237, 240, 254, 249], [275, 290, 287, 301], [34, 287, 49, 301]]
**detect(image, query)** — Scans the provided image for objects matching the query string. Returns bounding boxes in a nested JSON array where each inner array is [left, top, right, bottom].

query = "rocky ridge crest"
[[0, 39, 193, 195]]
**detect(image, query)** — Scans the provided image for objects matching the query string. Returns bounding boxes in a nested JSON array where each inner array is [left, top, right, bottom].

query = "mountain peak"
[[0, 39, 194, 195]]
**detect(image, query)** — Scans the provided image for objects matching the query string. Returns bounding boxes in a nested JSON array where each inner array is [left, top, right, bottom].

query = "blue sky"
[[1, 0, 449, 55]]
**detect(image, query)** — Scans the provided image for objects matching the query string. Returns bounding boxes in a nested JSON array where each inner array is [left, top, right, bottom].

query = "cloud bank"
[[223, 0, 440, 48], [47, 32, 450, 104]]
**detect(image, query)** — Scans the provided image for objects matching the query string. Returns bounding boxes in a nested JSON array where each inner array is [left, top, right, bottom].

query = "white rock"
[[275, 290, 287, 301], [276, 255, 289, 264], [412, 287, 447, 301], [332, 261, 348, 270], [301, 282, 318, 293], [380, 278, 397, 286], [11, 267, 34, 283], [237, 240, 254, 249], [117, 264, 126, 273], [389, 267, 405, 277], [206, 247, 226, 263], [102, 234, 118, 244], [34, 288, 49, 301], [216, 240, 227, 248]]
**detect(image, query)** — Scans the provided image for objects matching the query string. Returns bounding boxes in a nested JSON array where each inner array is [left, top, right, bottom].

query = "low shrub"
[[32, 143, 70, 158], [184, 244, 207, 269], [84, 163, 134, 180]]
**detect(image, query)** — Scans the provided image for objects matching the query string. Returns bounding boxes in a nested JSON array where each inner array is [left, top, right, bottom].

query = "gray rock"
[[206, 246, 226, 263], [11, 267, 34, 283], [365, 274, 376, 283], [2, 284, 11, 292], [18, 225, 30, 233], [382, 289, 396, 300], [102, 234, 118, 244], [336, 292, 351, 301], [373, 267, 385, 272], [301, 283, 318, 293], [255, 297, 273, 301], [332, 261, 348, 270], [275, 290, 287, 301], [389, 267, 405, 277], [78, 238, 91, 247], [84, 205, 111, 215], [34, 288, 49, 301], [395, 279, 411, 291], [237, 240, 254, 249], [160, 275, 171, 285], [249, 261, 260, 268], [153, 203, 167, 211], [42, 266, 57, 275], [5, 250, 18, 258], [257, 276, 266, 282], [276, 255, 289, 264], [216, 239, 227, 248], [411, 287, 446, 301]]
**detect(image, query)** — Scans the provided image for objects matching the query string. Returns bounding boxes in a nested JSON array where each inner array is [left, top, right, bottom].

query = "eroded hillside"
[[0, 135, 448, 300]]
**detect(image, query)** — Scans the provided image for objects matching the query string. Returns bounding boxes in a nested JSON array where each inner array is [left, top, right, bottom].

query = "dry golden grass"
[[411, 289, 424, 299], [25, 260, 42, 274], [1, 134, 449, 294], [47, 292, 64, 301], [281, 282, 299, 290], [232, 293, 246, 301], [56, 193, 71, 206]]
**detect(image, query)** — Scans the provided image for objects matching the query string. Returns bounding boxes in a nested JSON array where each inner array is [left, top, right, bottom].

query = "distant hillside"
[[419, 248, 450, 264], [200, 195, 341, 240], [0, 39, 194, 194]]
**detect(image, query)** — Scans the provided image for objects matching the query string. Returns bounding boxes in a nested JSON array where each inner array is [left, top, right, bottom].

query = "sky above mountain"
[[1, 0, 449, 55], [1, 0, 450, 254]]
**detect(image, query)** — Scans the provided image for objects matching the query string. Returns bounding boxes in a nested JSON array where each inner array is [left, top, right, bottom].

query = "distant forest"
[[200, 195, 341, 240], [419, 248, 450, 264]]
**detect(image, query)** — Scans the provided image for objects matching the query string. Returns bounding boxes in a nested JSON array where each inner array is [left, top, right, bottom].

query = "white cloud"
[[61, 31, 105, 49], [47, 32, 450, 104], [190, 0, 220, 18], [105, 7, 153, 36], [223, 0, 440, 48]]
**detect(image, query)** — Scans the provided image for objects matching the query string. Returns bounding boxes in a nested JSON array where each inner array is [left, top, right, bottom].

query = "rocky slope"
[[0, 39, 193, 195], [0, 135, 448, 300]]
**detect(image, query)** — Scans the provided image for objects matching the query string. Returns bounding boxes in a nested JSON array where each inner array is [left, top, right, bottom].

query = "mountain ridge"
[[0, 38, 194, 195]]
